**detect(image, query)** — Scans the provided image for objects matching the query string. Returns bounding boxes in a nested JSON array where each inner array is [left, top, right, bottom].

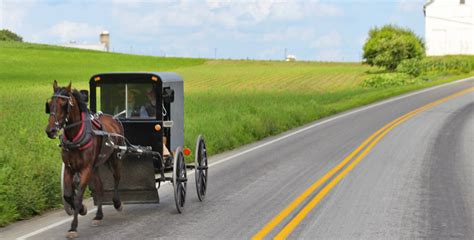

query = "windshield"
[[98, 83, 157, 119]]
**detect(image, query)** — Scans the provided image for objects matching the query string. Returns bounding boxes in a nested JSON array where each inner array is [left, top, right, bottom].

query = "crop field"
[[0, 41, 473, 226]]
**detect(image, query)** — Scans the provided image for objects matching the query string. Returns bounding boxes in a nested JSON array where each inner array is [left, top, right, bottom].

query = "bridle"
[[46, 89, 74, 132]]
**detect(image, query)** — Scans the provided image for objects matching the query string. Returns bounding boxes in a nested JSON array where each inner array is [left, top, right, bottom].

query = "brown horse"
[[45, 80, 124, 238]]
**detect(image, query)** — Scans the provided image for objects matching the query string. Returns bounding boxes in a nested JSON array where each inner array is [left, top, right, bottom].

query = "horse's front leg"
[[67, 166, 92, 238], [88, 169, 104, 226], [63, 167, 75, 211]]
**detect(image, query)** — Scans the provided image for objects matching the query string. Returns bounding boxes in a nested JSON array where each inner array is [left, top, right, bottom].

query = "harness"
[[60, 112, 94, 151], [47, 90, 99, 152]]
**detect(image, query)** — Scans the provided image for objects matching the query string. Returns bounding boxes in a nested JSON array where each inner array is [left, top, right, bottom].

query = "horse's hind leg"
[[88, 170, 104, 226], [111, 156, 123, 211]]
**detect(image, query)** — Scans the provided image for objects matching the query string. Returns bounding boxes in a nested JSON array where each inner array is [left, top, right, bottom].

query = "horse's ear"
[[66, 81, 72, 93], [53, 80, 58, 91], [67, 81, 74, 107]]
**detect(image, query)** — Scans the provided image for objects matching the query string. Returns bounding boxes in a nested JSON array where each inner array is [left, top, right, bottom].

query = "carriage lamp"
[[183, 148, 191, 156], [94, 76, 101, 81], [154, 124, 161, 132], [151, 76, 158, 81]]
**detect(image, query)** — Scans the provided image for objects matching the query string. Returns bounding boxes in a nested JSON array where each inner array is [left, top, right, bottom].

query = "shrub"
[[397, 58, 422, 77], [0, 29, 23, 42], [361, 73, 416, 88], [420, 57, 472, 74], [363, 25, 425, 71], [398, 56, 473, 77]]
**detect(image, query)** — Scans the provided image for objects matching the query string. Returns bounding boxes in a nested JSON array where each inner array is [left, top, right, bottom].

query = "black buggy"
[[61, 72, 208, 214]]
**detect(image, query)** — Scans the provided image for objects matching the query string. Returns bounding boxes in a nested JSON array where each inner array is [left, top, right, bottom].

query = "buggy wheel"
[[61, 163, 74, 216], [195, 135, 208, 201], [173, 147, 187, 213]]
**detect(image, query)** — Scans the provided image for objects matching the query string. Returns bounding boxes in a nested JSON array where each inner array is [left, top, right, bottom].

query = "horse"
[[45, 80, 124, 238]]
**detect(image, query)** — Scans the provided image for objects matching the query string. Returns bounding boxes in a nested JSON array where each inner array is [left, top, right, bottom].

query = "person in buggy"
[[138, 86, 170, 157], [139, 86, 157, 118]]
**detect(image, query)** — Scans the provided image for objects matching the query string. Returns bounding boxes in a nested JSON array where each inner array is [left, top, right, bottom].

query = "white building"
[[424, 0, 474, 56], [285, 55, 296, 61], [61, 31, 110, 52]]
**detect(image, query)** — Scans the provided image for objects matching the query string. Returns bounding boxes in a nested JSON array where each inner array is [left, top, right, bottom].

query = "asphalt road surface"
[[3, 77, 473, 240]]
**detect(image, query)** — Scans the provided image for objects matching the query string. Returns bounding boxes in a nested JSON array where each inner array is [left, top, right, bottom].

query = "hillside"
[[0, 42, 472, 226]]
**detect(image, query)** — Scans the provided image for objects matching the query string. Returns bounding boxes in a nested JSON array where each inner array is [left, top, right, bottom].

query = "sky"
[[0, 0, 426, 62]]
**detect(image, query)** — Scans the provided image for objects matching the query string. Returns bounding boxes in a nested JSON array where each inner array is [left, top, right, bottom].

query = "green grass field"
[[0, 41, 473, 226]]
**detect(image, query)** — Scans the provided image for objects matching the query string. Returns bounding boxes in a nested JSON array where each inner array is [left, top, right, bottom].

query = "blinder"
[[80, 90, 89, 103], [45, 101, 50, 114]]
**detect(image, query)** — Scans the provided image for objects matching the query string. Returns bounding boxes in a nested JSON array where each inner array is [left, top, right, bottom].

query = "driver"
[[127, 88, 141, 117]]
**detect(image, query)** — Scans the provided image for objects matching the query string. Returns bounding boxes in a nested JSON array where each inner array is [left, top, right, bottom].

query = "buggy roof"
[[89, 72, 183, 84]]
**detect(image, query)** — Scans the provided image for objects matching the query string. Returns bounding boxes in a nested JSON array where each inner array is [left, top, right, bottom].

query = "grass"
[[0, 41, 473, 226]]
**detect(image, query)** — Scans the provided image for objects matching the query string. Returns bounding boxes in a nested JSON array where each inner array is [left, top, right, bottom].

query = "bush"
[[361, 73, 417, 88], [0, 29, 23, 42], [420, 57, 472, 74], [363, 25, 424, 71], [398, 56, 473, 77], [397, 58, 422, 77]]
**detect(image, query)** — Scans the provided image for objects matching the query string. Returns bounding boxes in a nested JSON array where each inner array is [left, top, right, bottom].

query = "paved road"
[[2, 78, 473, 240]]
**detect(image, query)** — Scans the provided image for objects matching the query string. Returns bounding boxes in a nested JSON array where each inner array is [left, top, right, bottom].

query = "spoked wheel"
[[61, 163, 74, 216], [173, 147, 187, 213], [195, 135, 208, 201]]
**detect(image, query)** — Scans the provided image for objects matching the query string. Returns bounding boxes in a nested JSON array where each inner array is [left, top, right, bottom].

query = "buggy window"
[[97, 83, 157, 119]]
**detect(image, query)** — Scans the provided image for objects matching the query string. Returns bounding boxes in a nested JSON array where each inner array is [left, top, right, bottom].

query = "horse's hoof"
[[66, 231, 78, 239], [79, 205, 87, 216], [91, 219, 102, 227], [114, 201, 123, 212]]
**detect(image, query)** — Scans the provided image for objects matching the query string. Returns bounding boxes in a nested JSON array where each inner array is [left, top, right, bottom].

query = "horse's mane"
[[72, 89, 88, 113]]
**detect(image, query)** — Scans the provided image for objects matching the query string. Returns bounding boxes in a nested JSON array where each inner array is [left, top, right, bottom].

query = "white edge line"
[[16, 208, 97, 240], [208, 76, 473, 168], [16, 76, 473, 239]]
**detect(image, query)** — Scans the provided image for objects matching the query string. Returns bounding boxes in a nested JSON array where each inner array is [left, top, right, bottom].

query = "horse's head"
[[45, 80, 74, 139]]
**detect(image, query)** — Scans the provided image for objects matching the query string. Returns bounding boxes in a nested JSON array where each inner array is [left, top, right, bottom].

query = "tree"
[[0, 29, 23, 42], [363, 25, 424, 71]]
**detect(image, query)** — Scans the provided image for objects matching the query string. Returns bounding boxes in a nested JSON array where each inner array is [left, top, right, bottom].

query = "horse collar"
[[60, 112, 94, 152]]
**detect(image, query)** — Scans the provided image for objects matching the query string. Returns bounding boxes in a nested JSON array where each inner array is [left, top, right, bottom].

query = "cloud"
[[312, 2, 344, 17], [311, 30, 342, 49], [261, 26, 316, 42], [49, 21, 104, 43], [0, 0, 38, 31], [258, 47, 282, 60], [316, 49, 343, 61], [396, 0, 425, 13], [104, 0, 345, 59], [357, 35, 367, 46], [110, 0, 344, 34]]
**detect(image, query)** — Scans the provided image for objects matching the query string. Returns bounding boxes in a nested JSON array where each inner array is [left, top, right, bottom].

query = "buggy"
[[60, 72, 208, 214]]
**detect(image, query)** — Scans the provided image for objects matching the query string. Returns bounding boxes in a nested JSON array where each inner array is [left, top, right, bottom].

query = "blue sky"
[[0, 0, 426, 61]]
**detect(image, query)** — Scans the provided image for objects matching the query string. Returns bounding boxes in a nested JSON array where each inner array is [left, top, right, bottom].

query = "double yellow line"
[[253, 86, 474, 240]]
